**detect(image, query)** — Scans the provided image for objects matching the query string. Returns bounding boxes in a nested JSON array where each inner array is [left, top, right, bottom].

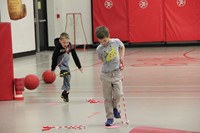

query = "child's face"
[[59, 38, 70, 49], [98, 37, 110, 45]]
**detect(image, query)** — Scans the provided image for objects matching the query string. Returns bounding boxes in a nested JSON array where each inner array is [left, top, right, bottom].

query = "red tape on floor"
[[42, 125, 86, 131], [104, 125, 120, 129], [88, 112, 100, 118], [87, 98, 104, 104], [129, 126, 200, 133]]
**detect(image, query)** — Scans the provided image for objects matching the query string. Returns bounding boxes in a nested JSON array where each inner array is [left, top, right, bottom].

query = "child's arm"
[[71, 48, 82, 72], [51, 46, 59, 71], [119, 45, 125, 70], [120, 45, 125, 63], [96, 47, 103, 62]]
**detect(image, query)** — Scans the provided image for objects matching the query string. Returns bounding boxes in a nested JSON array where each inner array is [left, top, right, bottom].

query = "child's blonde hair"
[[60, 32, 69, 40]]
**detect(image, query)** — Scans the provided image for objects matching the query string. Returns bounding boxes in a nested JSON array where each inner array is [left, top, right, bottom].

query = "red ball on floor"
[[42, 70, 56, 84], [24, 74, 39, 90]]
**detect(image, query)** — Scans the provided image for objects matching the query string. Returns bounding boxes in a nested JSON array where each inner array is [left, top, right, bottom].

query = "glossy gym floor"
[[0, 46, 200, 133]]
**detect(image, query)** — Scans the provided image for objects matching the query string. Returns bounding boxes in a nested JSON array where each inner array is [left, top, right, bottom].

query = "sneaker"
[[105, 118, 114, 126], [61, 90, 69, 102], [60, 70, 69, 77], [113, 108, 121, 118]]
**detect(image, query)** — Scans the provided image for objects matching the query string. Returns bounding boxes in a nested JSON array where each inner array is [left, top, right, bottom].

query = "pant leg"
[[58, 53, 70, 71], [101, 72, 114, 119], [58, 53, 71, 91], [61, 74, 71, 92], [112, 70, 123, 109]]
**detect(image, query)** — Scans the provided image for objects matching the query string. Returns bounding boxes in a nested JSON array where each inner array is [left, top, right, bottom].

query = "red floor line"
[[87, 112, 100, 118], [132, 49, 197, 67], [25, 90, 200, 94], [125, 90, 200, 92], [183, 49, 196, 59]]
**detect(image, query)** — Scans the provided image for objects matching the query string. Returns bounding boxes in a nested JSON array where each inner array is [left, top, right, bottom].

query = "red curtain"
[[0, 23, 14, 100], [165, 0, 200, 42], [92, 0, 129, 42], [128, 0, 164, 43]]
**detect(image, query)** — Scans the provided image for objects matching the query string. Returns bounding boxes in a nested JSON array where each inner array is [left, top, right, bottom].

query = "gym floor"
[[1, 46, 200, 133]]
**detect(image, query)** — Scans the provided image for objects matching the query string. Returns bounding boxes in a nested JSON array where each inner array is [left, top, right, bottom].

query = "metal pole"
[[0, 9, 1, 22], [65, 14, 68, 32], [80, 13, 88, 50], [73, 14, 76, 48], [34, 0, 40, 52]]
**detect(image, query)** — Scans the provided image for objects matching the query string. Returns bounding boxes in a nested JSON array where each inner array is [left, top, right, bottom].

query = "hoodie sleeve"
[[51, 45, 60, 71], [71, 48, 82, 69]]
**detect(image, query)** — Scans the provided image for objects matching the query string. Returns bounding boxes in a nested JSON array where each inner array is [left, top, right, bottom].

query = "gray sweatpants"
[[100, 69, 123, 119]]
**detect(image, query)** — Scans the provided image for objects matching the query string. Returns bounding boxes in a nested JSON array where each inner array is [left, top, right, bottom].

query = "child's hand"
[[120, 63, 124, 70], [79, 67, 83, 73], [120, 59, 124, 70]]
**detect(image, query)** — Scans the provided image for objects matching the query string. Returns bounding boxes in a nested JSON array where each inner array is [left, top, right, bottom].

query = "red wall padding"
[[165, 0, 200, 42], [92, 0, 200, 43], [128, 0, 164, 43], [92, 0, 129, 42], [0, 23, 14, 100]]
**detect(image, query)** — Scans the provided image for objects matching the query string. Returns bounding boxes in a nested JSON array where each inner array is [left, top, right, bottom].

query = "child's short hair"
[[60, 32, 69, 39], [95, 26, 109, 39]]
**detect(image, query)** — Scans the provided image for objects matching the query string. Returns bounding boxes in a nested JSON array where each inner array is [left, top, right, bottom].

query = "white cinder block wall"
[[47, 0, 93, 46], [0, 0, 93, 54], [0, 0, 35, 54]]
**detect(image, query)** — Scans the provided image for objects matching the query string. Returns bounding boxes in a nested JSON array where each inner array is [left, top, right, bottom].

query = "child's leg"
[[61, 74, 71, 92], [58, 53, 71, 102], [58, 53, 70, 71], [112, 70, 123, 109], [61, 74, 71, 102], [101, 73, 114, 119], [61, 90, 69, 102]]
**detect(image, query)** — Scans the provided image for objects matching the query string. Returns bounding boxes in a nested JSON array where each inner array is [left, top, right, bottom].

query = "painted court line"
[[88, 112, 100, 118], [26, 96, 200, 100], [39, 85, 200, 89]]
